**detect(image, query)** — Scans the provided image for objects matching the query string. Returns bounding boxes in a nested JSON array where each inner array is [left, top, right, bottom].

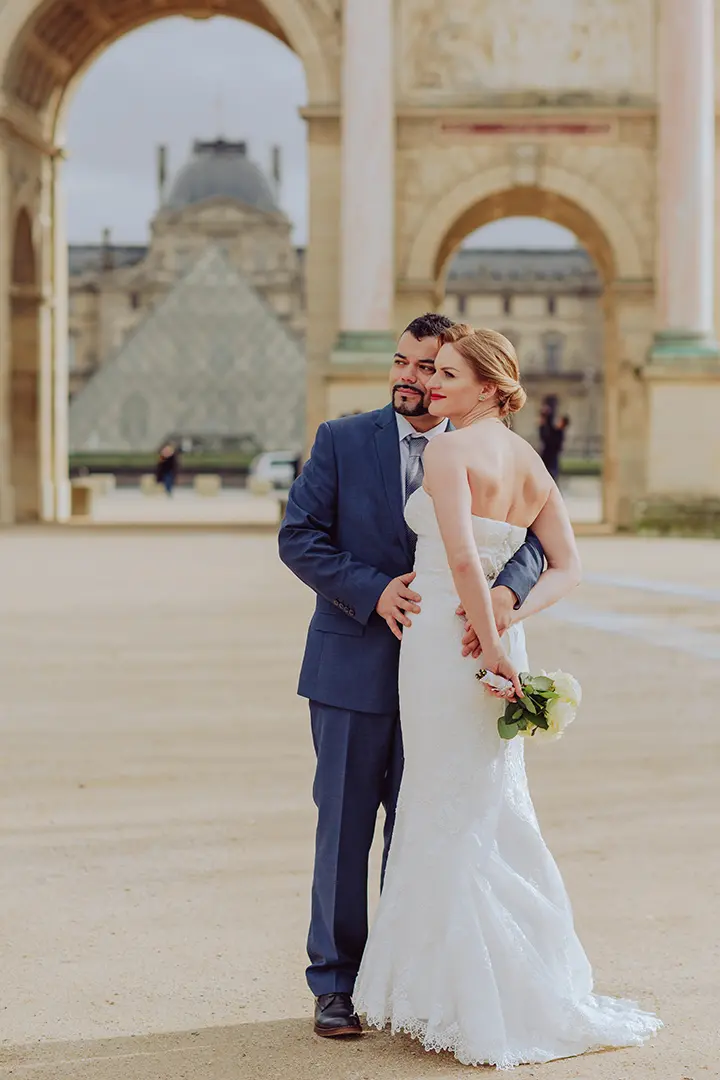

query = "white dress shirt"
[[395, 413, 450, 502]]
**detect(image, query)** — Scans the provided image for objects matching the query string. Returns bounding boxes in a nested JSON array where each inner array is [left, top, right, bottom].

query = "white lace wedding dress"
[[353, 487, 661, 1070]]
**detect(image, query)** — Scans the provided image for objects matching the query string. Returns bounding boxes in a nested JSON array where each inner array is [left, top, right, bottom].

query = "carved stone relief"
[[509, 144, 543, 186], [304, 0, 342, 74], [398, 0, 656, 103], [549, 143, 655, 275], [395, 138, 655, 283], [396, 142, 506, 250], [6, 142, 43, 223]]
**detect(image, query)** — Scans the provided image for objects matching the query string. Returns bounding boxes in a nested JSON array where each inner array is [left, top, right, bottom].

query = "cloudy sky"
[[63, 16, 574, 250]]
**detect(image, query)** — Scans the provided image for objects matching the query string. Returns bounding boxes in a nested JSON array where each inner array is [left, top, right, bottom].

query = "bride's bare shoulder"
[[425, 422, 515, 468], [423, 428, 465, 461], [507, 426, 547, 470], [423, 431, 478, 490]]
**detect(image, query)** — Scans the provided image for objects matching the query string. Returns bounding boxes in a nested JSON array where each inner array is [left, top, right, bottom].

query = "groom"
[[278, 313, 544, 1037]]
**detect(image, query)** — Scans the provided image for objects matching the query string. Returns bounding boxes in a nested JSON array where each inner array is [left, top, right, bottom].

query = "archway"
[[403, 185, 632, 529], [0, 0, 335, 522], [443, 214, 605, 525], [9, 208, 42, 523], [1, 0, 332, 124]]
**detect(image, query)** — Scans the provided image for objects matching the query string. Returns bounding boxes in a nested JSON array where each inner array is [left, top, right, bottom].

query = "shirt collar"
[[395, 412, 449, 443]]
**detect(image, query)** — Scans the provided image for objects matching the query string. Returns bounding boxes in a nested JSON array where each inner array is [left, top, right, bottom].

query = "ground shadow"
[[0, 1015, 662, 1080], [0, 1017, 477, 1080]]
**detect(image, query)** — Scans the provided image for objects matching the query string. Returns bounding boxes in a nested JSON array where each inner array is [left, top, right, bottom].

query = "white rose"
[[548, 670, 582, 708], [543, 698, 577, 739]]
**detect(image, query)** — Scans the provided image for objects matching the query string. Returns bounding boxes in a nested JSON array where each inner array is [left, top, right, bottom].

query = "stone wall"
[[396, 0, 656, 104]]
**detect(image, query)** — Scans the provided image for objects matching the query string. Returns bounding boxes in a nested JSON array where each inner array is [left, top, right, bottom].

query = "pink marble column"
[[336, 0, 395, 352], [655, 0, 717, 349]]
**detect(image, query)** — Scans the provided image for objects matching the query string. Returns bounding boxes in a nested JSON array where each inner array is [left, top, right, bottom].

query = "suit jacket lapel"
[[374, 405, 412, 558]]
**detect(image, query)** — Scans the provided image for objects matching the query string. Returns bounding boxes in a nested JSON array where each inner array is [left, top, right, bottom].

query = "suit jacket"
[[278, 404, 544, 715]]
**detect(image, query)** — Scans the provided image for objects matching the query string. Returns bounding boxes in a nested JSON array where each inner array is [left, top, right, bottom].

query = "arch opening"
[[434, 187, 617, 290], [435, 190, 619, 527], [2, 0, 324, 523]]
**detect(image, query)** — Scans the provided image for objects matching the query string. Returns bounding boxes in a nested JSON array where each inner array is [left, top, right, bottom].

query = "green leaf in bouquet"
[[498, 717, 519, 740], [522, 696, 538, 715], [528, 676, 554, 692], [512, 708, 524, 721], [533, 714, 550, 730]]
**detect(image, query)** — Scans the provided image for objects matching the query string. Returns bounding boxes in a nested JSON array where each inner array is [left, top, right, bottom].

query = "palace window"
[[502, 295, 512, 315], [547, 295, 557, 316], [542, 332, 564, 373], [457, 294, 467, 316]]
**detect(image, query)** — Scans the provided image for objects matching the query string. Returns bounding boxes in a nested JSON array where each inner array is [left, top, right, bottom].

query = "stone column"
[[652, 0, 718, 359], [640, 0, 720, 534], [51, 154, 70, 522], [38, 154, 56, 522], [333, 0, 395, 365]]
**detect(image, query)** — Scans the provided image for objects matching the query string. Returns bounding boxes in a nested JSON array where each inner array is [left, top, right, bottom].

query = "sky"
[[63, 16, 575, 251]]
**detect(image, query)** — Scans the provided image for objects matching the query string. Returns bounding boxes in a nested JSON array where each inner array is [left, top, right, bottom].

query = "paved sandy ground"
[[0, 531, 717, 1079], [79, 479, 602, 528], [83, 489, 282, 527]]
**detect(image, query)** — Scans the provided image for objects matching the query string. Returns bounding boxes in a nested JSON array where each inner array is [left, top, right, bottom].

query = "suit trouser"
[[306, 701, 404, 996]]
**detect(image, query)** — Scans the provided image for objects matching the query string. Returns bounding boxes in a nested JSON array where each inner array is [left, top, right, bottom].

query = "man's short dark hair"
[[403, 313, 455, 341]]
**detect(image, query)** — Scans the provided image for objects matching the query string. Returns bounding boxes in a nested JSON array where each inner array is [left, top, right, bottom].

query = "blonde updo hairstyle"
[[437, 323, 527, 417]]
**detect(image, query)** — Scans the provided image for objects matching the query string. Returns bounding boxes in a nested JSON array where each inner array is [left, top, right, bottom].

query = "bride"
[[353, 324, 661, 1069]]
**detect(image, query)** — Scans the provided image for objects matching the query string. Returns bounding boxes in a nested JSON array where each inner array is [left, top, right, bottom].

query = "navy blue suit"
[[278, 404, 544, 995]]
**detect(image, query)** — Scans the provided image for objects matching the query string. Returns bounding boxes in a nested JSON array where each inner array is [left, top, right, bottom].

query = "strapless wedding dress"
[[353, 487, 661, 1069]]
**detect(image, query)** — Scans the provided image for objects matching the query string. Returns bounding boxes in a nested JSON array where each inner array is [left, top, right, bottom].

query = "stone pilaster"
[[332, 0, 396, 371], [651, 0, 718, 362], [641, 0, 720, 533], [51, 154, 70, 522]]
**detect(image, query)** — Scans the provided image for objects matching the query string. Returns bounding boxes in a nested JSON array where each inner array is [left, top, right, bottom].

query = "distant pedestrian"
[[155, 443, 180, 496], [539, 403, 555, 458], [540, 414, 570, 482]]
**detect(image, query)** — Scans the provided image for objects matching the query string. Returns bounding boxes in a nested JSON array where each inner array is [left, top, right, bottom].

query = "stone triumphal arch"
[[1, 0, 720, 530]]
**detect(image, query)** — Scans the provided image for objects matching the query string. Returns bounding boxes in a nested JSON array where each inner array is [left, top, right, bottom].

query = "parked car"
[[248, 450, 299, 492]]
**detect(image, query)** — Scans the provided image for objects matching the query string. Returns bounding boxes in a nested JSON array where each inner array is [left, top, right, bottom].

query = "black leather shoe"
[[313, 992, 362, 1037]]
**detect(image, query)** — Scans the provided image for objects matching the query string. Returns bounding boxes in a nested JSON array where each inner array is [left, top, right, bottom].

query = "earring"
[[479, 393, 487, 401]]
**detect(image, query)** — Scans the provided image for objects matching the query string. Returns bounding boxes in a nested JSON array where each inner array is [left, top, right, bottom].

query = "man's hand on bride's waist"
[[376, 572, 422, 641]]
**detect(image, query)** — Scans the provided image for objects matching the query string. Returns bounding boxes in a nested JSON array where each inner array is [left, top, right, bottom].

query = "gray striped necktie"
[[404, 434, 428, 504]]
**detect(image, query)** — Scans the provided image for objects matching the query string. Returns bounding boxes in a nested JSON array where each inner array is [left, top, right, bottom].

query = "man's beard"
[[392, 385, 430, 417]]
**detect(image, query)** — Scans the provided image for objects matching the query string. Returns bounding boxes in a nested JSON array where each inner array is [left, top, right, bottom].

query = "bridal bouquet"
[[476, 669, 582, 741]]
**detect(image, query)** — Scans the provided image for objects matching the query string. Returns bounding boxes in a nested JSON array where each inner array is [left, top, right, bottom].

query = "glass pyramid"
[[69, 246, 306, 453]]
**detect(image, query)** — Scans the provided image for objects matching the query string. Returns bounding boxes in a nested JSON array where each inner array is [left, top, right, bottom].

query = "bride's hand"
[[481, 646, 523, 700]]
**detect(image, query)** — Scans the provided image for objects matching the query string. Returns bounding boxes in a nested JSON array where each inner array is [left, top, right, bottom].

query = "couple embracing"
[[279, 314, 661, 1069]]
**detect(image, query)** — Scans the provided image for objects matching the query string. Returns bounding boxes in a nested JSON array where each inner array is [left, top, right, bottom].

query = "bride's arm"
[[513, 485, 582, 622], [423, 439, 521, 691]]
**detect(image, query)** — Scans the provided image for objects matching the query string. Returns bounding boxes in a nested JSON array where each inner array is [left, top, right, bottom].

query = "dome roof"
[[164, 139, 279, 214]]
